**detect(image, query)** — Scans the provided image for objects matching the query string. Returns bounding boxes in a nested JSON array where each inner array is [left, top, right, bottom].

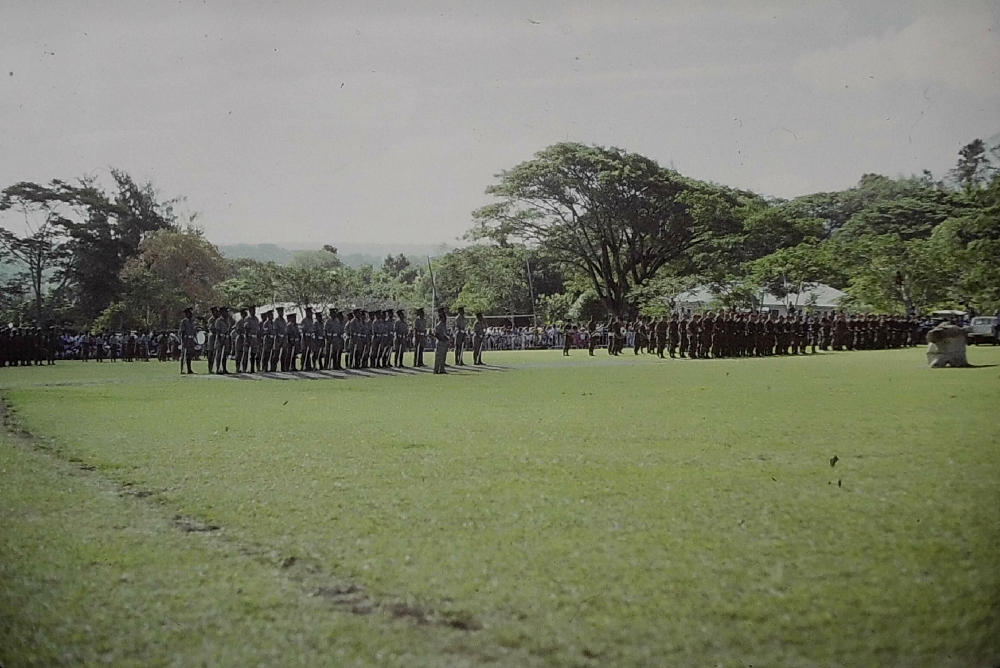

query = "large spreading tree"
[[470, 143, 714, 317]]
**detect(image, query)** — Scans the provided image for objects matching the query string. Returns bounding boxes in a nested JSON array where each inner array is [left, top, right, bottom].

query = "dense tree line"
[[1, 137, 997, 331]]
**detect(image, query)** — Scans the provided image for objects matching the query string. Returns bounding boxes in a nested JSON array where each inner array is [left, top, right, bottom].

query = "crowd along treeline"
[[1, 137, 998, 332]]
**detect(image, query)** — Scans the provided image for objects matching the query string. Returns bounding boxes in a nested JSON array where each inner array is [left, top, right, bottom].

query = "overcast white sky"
[[2, 1, 998, 245]]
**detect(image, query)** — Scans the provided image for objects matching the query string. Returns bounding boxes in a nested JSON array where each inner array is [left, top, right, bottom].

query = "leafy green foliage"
[[287, 249, 342, 271], [111, 228, 227, 328], [471, 143, 709, 317]]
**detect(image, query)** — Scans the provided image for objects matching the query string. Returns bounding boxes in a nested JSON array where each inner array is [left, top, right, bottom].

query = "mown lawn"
[[2, 347, 998, 667]]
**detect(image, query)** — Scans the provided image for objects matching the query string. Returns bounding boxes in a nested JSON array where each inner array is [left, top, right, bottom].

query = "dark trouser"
[[312, 337, 324, 370], [700, 336, 712, 358], [261, 340, 273, 372], [588, 333, 597, 355], [181, 339, 195, 373], [454, 332, 466, 365], [655, 336, 666, 358], [330, 337, 343, 370], [414, 335, 425, 367], [473, 334, 484, 364], [344, 337, 356, 368], [361, 337, 372, 368], [234, 337, 245, 371], [393, 337, 405, 367], [382, 336, 392, 367], [270, 337, 284, 371]]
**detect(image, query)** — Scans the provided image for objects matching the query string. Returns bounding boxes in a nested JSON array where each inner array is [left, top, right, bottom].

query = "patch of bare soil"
[[172, 515, 221, 532]]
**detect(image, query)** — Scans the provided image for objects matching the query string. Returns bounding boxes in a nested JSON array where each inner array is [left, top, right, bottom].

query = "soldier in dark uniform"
[[313, 311, 325, 370], [93, 332, 105, 362], [213, 306, 232, 373], [711, 313, 725, 358], [713, 313, 727, 358], [667, 313, 680, 358], [286, 313, 300, 371], [344, 310, 358, 369], [326, 308, 344, 370], [700, 312, 715, 359], [433, 307, 450, 374], [454, 307, 468, 366], [685, 314, 700, 358], [368, 310, 383, 368], [606, 318, 621, 356], [677, 313, 689, 358], [631, 318, 642, 355], [260, 310, 274, 372], [472, 312, 486, 365], [562, 321, 573, 356], [587, 316, 598, 356], [233, 308, 248, 372], [300, 307, 315, 371], [361, 310, 373, 368], [654, 315, 668, 358], [244, 306, 261, 372], [381, 311, 394, 368], [831, 313, 846, 350], [179, 308, 196, 374], [45, 327, 57, 365], [747, 314, 760, 357], [390, 310, 406, 367], [759, 314, 773, 356], [412, 308, 427, 367], [205, 307, 219, 373], [272, 306, 287, 372]]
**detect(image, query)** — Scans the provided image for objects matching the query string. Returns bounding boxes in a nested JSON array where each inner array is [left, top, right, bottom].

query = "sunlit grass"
[[2, 347, 998, 667]]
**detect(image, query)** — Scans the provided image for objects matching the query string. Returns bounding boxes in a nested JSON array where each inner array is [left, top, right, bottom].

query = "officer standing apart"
[[472, 312, 486, 365], [179, 307, 196, 374], [453, 307, 467, 366], [434, 307, 450, 374]]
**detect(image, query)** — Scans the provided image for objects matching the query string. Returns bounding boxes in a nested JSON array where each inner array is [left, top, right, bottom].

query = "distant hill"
[[218, 242, 456, 269], [218, 244, 294, 265]]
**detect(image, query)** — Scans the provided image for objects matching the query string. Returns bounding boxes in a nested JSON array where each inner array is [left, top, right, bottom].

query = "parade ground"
[[1, 347, 998, 668]]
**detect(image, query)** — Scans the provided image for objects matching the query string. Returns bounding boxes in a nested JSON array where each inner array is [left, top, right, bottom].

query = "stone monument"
[[926, 323, 969, 368]]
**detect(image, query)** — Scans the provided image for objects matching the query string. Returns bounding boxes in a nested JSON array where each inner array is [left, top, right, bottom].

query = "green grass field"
[[2, 348, 998, 667]]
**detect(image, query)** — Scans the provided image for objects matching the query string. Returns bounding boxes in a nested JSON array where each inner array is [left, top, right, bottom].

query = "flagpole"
[[427, 256, 437, 312], [525, 257, 537, 329]]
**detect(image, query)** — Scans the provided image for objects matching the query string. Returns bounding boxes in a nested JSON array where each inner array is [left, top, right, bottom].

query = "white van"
[[965, 316, 998, 344]]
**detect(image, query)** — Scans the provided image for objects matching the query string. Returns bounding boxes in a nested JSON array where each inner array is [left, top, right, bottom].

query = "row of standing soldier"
[[178, 306, 489, 374], [0, 327, 58, 367], [582, 311, 922, 359]]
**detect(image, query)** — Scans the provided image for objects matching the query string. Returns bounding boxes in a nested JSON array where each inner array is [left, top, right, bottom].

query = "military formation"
[[177, 305, 490, 375], [595, 311, 923, 359], [0, 308, 934, 372], [0, 327, 59, 366]]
